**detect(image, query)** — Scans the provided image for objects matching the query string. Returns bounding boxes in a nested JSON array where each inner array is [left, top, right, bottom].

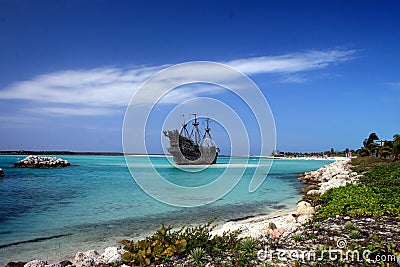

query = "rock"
[[13, 156, 71, 168], [45, 264, 63, 267], [263, 221, 277, 230], [24, 260, 47, 267], [6, 262, 27, 267], [74, 250, 99, 267], [306, 189, 320, 196], [0, 168, 4, 177], [58, 261, 72, 267], [271, 228, 285, 238], [296, 201, 315, 216], [285, 214, 297, 224], [297, 214, 312, 224], [98, 247, 127, 264]]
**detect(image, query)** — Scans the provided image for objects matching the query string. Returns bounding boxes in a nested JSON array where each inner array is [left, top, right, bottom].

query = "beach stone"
[[98, 247, 126, 264], [296, 201, 315, 216], [74, 250, 99, 267], [285, 214, 297, 224], [24, 260, 47, 267], [297, 214, 312, 224], [263, 221, 277, 230], [6, 262, 27, 267], [306, 189, 320, 196]]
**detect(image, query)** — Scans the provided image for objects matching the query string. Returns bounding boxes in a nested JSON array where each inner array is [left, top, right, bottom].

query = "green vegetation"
[[120, 217, 260, 266], [344, 221, 354, 230], [293, 232, 303, 242], [315, 158, 400, 220], [190, 247, 206, 265]]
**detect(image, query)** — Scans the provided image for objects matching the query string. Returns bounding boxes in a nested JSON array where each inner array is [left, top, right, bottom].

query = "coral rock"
[[24, 260, 47, 267], [296, 201, 315, 216]]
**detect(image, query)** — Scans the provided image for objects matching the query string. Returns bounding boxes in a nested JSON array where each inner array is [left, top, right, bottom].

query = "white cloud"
[[0, 49, 356, 116], [227, 49, 356, 74]]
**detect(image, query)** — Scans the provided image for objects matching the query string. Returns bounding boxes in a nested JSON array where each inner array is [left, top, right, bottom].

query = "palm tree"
[[361, 132, 380, 157], [377, 141, 392, 159]]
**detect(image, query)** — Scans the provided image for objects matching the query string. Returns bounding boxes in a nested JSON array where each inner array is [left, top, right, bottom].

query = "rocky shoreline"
[[13, 156, 71, 168], [212, 159, 358, 240]]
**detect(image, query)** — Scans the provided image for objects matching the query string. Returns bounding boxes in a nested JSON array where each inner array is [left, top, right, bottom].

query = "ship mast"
[[201, 118, 215, 147], [189, 114, 202, 145], [179, 115, 190, 138]]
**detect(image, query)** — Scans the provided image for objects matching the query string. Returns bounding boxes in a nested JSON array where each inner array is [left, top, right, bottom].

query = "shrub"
[[240, 237, 255, 251], [350, 229, 360, 238], [293, 232, 302, 242], [190, 247, 206, 264], [344, 221, 353, 230]]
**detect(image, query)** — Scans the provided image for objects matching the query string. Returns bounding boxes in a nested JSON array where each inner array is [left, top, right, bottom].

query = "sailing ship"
[[163, 114, 219, 165]]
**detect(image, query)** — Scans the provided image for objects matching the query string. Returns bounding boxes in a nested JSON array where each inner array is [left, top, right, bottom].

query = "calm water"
[[0, 155, 331, 264]]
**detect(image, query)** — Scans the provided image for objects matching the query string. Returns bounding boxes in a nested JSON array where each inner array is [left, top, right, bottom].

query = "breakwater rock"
[[13, 156, 71, 168], [0, 168, 4, 177], [299, 159, 361, 196]]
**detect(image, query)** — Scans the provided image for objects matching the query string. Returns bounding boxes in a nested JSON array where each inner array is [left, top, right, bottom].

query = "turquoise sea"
[[0, 155, 332, 264]]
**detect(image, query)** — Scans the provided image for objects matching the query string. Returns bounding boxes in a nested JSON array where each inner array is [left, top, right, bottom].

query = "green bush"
[[121, 224, 187, 265], [121, 217, 245, 265], [190, 247, 206, 264]]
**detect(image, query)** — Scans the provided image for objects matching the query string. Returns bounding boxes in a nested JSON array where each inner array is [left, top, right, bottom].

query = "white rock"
[[296, 201, 315, 216], [98, 247, 126, 264], [285, 214, 296, 224], [297, 214, 312, 224], [74, 250, 99, 267], [24, 260, 47, 267]]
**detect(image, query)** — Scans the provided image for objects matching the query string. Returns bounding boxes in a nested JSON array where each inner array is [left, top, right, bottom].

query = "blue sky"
[[0, 0, 399, 153]]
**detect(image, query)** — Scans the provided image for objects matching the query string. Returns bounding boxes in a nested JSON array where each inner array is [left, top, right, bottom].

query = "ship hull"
[[164, 130, 218, 165]]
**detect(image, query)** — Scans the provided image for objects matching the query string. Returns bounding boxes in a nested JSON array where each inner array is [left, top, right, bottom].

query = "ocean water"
[[0, 155, 331, 264]]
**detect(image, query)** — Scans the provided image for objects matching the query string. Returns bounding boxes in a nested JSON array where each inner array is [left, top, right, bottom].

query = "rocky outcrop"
[[74, 247, 127, 267], [0, 168, 4, 177], [299, 159, 360, 196], [13, 156, 71, 168]]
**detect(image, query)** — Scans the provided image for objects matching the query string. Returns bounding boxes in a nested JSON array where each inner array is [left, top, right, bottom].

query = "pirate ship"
[[163, 114, 219, 165]]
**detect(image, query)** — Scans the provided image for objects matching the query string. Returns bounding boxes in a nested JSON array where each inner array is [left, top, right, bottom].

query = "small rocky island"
[[13, 156, 71, 168]]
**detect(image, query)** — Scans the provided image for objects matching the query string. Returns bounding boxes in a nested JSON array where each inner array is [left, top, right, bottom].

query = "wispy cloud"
[[0, 49, 356, 116], [227, 49, 356, 74]]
